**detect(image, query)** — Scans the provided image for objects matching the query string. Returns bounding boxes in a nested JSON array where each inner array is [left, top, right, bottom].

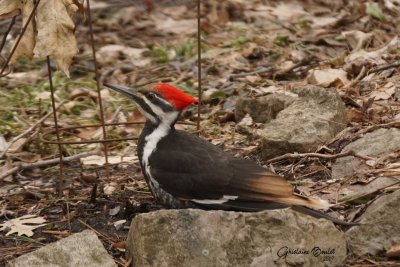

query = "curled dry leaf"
[[386, 240, 400, 259], [370, 82, 396, 100], [342, 30, 374, 51], [34, 0, 80, 76], [10, 0, 35, 64], [0, 0, 84, 76], [0, 214, 46, 237], [0, 0, 22, 19], [307, 68, 349, 87]]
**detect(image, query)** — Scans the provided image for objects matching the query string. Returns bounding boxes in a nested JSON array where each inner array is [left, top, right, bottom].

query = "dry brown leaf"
[[342, 30, 374, 51], [0, 0, 22, 19], [346, 37, 400, 65], [10, 0, 36, 64], [386, 240, 400, 259], [370, 82, 396, 100], [307, 68, 349, 87], [0, 214, 46, 237], [33, 0, 80, 76], [154, 16, 197, 35]]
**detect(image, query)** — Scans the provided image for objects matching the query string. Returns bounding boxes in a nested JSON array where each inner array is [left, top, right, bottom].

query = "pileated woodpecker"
[[104, 82, 353, 225]]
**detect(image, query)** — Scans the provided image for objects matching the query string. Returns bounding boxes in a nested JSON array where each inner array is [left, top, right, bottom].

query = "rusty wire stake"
[[86, 0, 110, 178], [196, 0, 202, 132], [0, 0, 41, 76], [47, 56, 64, 197]]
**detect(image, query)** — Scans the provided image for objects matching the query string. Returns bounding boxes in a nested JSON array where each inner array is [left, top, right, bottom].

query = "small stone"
[[332, 128, 400, 179], [346, 190, 400, 256], [7, 230, 117, 267], [256, 86, 346, 159]]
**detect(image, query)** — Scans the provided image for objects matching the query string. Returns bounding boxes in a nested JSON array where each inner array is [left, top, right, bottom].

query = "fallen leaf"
[[0, 0, 22, 20], [10, 0, 36, 64], [9, 138, 28, 153], [154, 16, 197, 35], [346, 37, 400, 65], [113, 219, 126, 231], [366, 2, 384, 20], [0, 135, 8, 152], [386, 240, 400, 259], [112, 240, 126, 251], [307, 68, 349, 87], [97, 45, 148, 66], [0, 160, 13, 182], [384, 0, 400, 13], [34, 0, 81, 76], [370, 82, 396, 100], [342, 30, 374, 51], [109, 206, 121, 216], [0, 214, 46, 237], [104, 183, 117, 196]]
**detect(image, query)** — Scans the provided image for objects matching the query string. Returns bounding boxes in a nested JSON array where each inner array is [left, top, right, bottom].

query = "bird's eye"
[[146, 92, 155, 100]]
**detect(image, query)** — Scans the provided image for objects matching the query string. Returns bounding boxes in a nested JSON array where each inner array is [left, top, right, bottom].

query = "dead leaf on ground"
[[346, 37, 400, 65], [386, 240, 400, 259], [154, 16, 197, 35], [307, 68, 349, 87], [370, 82, 396, 100], [0, 214, 46, 237], [10, 0, 35, 64], [342, 30, 374, 51]]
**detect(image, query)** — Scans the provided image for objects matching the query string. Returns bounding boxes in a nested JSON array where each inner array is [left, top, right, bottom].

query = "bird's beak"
[[103, 83, 142, 101]]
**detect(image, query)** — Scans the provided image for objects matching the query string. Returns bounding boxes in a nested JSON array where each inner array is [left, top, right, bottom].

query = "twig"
[[266, 150, 373, 164], [229, 66, 273, 79], [369, 60, 400, 74], [0, 149, 100, 181], [0, 101, 67, 159], [344, 66, 367, 89]]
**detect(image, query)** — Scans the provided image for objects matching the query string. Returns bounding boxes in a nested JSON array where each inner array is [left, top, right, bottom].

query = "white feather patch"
[[142, 110, 179, 190], [192, 195, 238, 204]]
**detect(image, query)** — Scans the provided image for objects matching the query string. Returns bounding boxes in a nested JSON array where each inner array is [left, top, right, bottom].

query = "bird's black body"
[[104, 82, 357, 225], [138, 121, 289, 210]]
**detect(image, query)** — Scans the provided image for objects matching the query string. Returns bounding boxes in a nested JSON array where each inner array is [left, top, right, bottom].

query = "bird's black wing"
[[148, 130, 328, 210]]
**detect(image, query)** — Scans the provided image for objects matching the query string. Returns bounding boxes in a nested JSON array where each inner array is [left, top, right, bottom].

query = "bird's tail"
[[291, 205, 359, 226], [272, 193, 330, 211]]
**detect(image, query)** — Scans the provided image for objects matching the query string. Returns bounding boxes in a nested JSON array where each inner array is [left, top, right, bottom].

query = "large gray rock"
[[7, 230, 117, 267], [256, 86, 346, 159], [235, 93, 296, 123], [346, 190, 400, 256], [332, 128, 400, 179], [127, 209, 347, 267]]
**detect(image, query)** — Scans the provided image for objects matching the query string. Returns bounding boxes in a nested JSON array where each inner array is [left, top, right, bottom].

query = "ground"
[[0, 0, 400, 266]]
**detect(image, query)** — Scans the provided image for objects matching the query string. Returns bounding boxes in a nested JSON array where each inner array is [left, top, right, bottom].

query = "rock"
[[127, 209, 346, 267], [7, 230, 117, 267], [235, 93, 296, 123], [332, 128, 400, 179], [257, 86, 346, 159], [346, 190, 400, 257]]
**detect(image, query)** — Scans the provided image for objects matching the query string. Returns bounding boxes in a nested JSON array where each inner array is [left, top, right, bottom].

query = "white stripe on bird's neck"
[[141, 110, 179, 191]]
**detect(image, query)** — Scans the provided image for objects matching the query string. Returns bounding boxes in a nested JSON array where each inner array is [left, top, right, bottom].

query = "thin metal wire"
[[40, 121, 197, 145], [86, 0, 110, 177], [47, 56, 64, 197], [196, 0, 202, 132], [0, 0, 41, 76]]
